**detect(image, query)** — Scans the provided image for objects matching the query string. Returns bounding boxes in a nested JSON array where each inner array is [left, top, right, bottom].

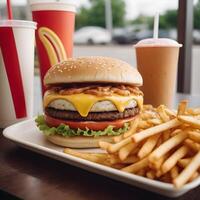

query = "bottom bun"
[[46, 135, 114, 148]]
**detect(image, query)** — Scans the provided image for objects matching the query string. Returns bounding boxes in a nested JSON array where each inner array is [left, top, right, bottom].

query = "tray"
[[3, 118, 200, 197]]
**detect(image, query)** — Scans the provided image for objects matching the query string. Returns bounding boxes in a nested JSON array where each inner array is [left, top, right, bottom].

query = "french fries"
[[123, 117, 140, 138], [178, 158, 192, 168], [178, 115, 200, 129], [132, 119, 182, 143], [119, 142, 138, 161], [146, 170, 156, 179], [122, 157, 149, 173], [170, 166, 179, 179], [157, 105, 170, 122], [184, 139, 200, 151], [149, 131, 187, 162], [161, 145, 189, 174], [108, 137, 132, 153], [137, 134, 160, 159], [177, 100, 188, 115], [165, 108, 177, 117], [188, 130, 200, 143], [173, 151, 200, 188], [63, 148, 110, 166], [63, 100, 200, 189]]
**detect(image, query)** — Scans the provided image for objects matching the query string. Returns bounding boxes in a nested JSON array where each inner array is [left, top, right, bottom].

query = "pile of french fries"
[[64, 100, 200, 189]]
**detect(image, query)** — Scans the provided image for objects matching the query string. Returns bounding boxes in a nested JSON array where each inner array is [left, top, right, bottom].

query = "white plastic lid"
[[29, 0, 77, 12], [134, 38, 182, 48], [0, 20, 37, 29]]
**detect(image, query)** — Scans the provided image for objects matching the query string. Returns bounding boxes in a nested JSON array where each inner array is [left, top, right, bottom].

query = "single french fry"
[[132, 119, 182, 143], [170, 166, 179, 179], [113, 134, 124, 143], [188, 131, 200, 143], [177, 100, 188, 115], [165, 108, 177, 117], [108, 154, 138, 165], [123, 117, 140, 138], [83, 152, 108, 158], [157, 105, 170, 122], [138, 134, 160, 159], [173, 151, 200, 188], [63, 148, 109, 165], [112, 163, 127, 169], [170, 129, 182, 137], [178, 115, 200, 129], [98, 141, 111, 151], [138, 120, 151, 129], [184, 139, 200, 152], [107, 154, 120, 165], [161, 145, 189, 174], [156, 170, 163, 178], [189, 172, 199, 182], [119, 142, 138, 161], [149, 131, 187, 162], [122, 155, 139, 164], [146, 170, 156, 179], [178, 158, 192, 168], [147, 118, 162, 125], [122, 157, 148, 173], [108, 137, 133, 153]]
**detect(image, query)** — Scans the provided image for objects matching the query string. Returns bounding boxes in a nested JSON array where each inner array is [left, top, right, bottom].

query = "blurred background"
[[0, 0, 200, 95], [1, 0, 200, 44]]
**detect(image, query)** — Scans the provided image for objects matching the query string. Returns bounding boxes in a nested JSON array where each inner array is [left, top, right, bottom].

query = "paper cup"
[[134, 38, 182, 108], [0, 20, 37, 128], [29, 0, 76, 94]]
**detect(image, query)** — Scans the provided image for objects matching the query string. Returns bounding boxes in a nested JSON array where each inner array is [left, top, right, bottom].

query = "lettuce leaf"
[[35, 115, 130, 137]]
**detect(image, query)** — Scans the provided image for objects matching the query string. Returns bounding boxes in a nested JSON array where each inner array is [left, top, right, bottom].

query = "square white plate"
[[3, 118, 200, 197]]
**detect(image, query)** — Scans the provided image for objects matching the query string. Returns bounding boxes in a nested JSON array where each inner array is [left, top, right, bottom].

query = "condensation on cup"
[[0, 20, 37, 128], [29, 0, 77, 94]]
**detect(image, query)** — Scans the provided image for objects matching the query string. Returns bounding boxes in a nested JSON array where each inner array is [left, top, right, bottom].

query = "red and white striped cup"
[[0, 20, 37, 128]]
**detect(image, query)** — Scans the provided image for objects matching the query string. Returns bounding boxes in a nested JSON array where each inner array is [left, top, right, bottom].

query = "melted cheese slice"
[[44, 92, 143, 117]]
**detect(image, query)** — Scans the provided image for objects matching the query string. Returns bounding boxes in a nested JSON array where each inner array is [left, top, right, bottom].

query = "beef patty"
[[45, 107, 140, 121]]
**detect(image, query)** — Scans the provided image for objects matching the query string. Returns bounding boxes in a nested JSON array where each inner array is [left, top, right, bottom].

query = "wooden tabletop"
[[0, 129, 200, 200]]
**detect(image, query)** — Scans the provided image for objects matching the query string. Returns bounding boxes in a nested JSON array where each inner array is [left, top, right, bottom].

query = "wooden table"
[[1, 91, 200, 200]]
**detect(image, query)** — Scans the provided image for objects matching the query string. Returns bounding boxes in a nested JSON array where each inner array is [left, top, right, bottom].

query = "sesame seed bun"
[[44, 56, 143, 86]]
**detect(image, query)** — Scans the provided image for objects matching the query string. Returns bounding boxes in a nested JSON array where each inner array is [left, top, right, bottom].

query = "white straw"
[[153, 12, 159, 39]]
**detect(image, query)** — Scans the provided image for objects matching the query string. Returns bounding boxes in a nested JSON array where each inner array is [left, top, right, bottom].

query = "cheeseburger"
[[36, 56, 143, 148]]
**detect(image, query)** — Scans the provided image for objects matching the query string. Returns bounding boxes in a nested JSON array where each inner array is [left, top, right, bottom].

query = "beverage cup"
[[0, 20, 37, 128], [134, 38, 182, 108], [29, 0, 76, 94]]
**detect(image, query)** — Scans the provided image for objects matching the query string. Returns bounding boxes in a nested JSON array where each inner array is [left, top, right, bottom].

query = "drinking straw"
[[7, 0, 13, 20], [153, 12, 159, 39]]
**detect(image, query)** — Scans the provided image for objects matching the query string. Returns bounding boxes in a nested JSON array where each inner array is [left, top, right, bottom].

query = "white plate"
[[3, 118, 200, 197]]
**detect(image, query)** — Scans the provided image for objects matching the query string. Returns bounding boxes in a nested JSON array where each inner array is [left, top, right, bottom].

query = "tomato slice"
[[45, 115, 135, 131]]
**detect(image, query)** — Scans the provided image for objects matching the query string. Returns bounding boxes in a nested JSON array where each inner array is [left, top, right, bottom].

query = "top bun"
[[44, 56, 143, 86]]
